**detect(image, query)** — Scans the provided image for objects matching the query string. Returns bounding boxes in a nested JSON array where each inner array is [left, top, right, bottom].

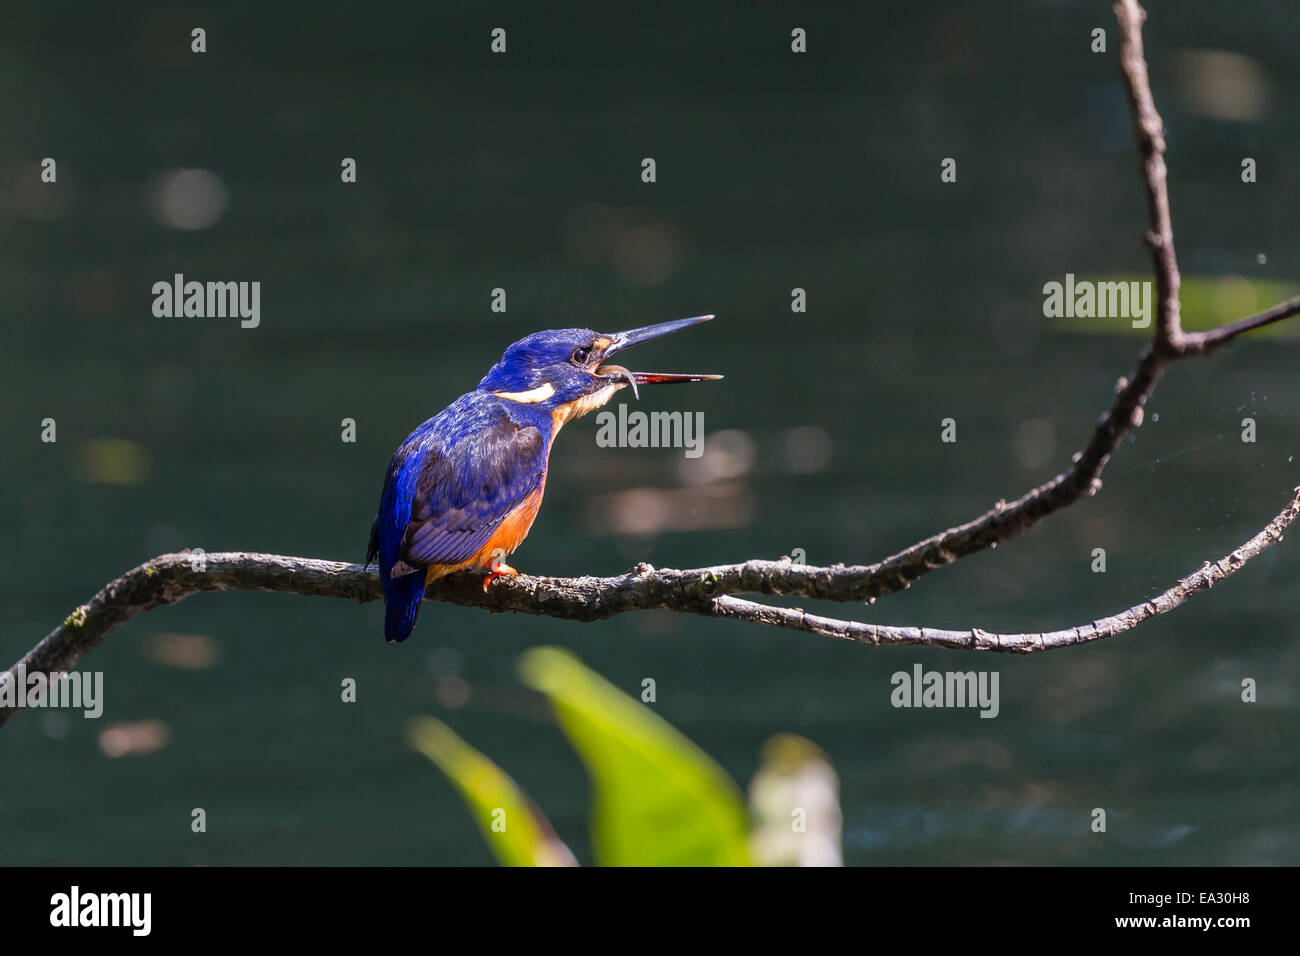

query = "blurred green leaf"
[[519, 646, 751, 866], [408, 716, 575, 867], [1049, 274, 1297, 336]]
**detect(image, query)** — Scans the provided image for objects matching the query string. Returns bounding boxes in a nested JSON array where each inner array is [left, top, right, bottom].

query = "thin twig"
[[1180, 293, 1300, 355]]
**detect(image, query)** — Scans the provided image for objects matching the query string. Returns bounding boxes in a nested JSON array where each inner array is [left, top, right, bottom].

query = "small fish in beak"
[[596, 314, 724, 399]]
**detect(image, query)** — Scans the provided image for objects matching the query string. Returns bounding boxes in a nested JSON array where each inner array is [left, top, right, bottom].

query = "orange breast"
[[471, 475, 548, 566]]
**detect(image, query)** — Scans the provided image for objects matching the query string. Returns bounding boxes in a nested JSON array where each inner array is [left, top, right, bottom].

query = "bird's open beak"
[[597, 314, 723, 400]]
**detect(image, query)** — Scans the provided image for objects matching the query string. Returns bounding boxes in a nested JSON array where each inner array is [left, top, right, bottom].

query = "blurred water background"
[[2, 0, 1298, 864]]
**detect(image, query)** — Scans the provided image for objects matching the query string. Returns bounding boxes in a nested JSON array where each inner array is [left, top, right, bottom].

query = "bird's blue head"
[[476, 315, 721, 423]]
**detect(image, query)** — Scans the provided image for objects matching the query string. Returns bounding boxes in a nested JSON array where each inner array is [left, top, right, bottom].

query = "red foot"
[[482, 561, 519, 592]]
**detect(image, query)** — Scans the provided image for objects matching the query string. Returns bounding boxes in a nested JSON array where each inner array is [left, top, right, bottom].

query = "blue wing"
[[399, 411, 547, 568], [369, 395, 549, 578]]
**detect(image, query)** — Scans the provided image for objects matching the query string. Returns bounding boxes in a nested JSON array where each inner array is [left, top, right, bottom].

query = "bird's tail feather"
[[384, 572, 426, 643]]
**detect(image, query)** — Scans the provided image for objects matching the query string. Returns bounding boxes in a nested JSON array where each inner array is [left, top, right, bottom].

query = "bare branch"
[[5, 482, 1295, 727], [859, 0, 1297, 598], [1116, 0, 1184, 353], [708, 486, 1300, 652]]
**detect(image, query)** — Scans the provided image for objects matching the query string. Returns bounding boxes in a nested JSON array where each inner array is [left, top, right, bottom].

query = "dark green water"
[[3, 1, 1298, 865]]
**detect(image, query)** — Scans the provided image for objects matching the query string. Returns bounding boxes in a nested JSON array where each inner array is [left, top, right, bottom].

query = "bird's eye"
[[572, 347, 591, 365]]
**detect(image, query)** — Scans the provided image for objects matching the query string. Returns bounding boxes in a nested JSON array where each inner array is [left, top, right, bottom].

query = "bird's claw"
[[482, 562, 519, 592]]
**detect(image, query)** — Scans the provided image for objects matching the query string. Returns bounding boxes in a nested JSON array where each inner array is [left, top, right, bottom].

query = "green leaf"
[[519, 647, 751, 866], [407, 716, 575, 867]]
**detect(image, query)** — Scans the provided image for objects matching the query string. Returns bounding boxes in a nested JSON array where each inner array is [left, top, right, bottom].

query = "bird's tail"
[[383, 571, 426, 643]]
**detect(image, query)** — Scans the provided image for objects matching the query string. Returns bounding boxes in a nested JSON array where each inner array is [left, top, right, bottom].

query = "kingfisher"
[[366, 314, 722, 642]]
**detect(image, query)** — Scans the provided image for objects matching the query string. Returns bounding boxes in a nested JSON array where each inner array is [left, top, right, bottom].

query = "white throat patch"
[[492, 383, 556, 404]]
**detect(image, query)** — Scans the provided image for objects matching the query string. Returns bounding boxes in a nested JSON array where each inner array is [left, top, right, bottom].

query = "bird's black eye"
[[572, 346, 591, 365]]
